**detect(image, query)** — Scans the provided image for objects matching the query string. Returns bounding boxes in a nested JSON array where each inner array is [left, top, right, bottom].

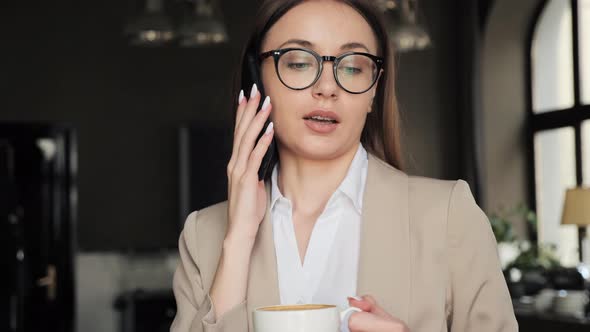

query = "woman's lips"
[[303, 118, 339, 134], [303, 110, 340, 123], [302, 110, 340, 134]]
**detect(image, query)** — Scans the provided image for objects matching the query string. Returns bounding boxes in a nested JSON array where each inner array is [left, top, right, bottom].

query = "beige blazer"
[[170, 154, 518, 332]]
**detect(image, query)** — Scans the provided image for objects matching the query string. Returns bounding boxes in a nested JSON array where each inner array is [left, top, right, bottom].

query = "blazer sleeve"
[[446, 180, 518, 332], [170, 211, 249, 332]]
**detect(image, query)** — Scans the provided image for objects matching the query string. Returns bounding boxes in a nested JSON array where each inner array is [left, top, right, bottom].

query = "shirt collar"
[[270, 144, 368, 214], [338, 143, 368, 213], [270, 164, 283, 211]]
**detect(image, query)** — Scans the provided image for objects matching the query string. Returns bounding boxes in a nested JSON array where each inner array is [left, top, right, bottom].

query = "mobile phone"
[[246, 53, 277, 182]]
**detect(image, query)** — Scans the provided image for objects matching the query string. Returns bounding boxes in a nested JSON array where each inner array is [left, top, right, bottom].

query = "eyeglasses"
[[259, 48, 384, 94]]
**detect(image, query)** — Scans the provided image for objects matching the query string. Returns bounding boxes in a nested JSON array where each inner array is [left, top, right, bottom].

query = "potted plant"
[[488, 204, 526, 269], [489, 204, 562, 297]]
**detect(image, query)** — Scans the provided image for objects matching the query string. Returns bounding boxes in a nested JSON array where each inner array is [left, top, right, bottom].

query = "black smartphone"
[[246, 53, 277, 182]]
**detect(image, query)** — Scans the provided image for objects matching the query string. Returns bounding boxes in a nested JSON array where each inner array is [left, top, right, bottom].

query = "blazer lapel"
[[246, 181, 280, 331], [357, 154, 411, 324]]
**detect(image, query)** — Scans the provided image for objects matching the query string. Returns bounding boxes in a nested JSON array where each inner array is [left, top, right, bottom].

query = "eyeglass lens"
[[276, 49, 378, 93]]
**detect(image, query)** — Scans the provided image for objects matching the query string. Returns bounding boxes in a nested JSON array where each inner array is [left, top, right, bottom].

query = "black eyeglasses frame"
[[259, 47, 384, 94]]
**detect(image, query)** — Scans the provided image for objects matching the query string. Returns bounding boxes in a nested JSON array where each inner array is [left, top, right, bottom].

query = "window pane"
[[580, 0, 590, 104], [583, 120, 590, 185], [532, 0, 574, 113], [534, 127, 578, 266], [582, 121, 590, 264]]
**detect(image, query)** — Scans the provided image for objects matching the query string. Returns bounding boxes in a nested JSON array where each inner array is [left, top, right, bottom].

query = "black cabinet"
[[516, 312, 590, 332], [114, 290, 176, 332]]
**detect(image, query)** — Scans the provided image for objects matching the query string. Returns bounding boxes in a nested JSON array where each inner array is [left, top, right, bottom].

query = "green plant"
[[488, 204, 561, 271], [506, 242, 561, 271], [488, 203, 534, 243]]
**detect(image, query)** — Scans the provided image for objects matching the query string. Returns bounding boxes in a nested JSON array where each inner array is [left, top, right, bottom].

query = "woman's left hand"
[[347, 295, 410, 332]]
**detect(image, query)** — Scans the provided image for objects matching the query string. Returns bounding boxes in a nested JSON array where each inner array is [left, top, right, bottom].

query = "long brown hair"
[[233, 0, 404, 173]]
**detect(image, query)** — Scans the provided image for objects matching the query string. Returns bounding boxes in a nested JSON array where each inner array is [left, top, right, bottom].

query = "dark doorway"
[[2, 123, 76, 332]]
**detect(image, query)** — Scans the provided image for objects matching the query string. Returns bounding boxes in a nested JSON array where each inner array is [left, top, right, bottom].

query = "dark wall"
[[2, 0, 467, 251], [397, 0, 462, 179]]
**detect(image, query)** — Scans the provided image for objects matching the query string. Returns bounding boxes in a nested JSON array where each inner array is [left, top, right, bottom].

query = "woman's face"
[[260, 0, 380, 161]]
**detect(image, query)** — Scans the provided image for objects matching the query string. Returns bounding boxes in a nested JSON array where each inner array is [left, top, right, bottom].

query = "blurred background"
[[2, 0, 590, 331]]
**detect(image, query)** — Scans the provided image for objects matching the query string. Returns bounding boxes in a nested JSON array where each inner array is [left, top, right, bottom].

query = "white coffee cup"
[[253, 304, 362, 332]]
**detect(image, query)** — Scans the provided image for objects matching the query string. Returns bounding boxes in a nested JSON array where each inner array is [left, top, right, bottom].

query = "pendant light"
[[178, 0, 228, 47], [124, 0, 175, 46]]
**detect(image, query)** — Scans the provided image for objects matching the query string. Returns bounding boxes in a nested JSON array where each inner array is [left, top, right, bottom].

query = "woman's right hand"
[[209, 85, 274, 319], [226, 84, 274, 244]]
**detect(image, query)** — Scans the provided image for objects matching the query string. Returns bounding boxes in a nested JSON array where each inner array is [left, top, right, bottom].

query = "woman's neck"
[[276, 143, 360, 217]]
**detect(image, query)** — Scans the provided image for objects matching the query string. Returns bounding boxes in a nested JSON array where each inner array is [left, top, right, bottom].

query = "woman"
[[171, 0, 517, 331]]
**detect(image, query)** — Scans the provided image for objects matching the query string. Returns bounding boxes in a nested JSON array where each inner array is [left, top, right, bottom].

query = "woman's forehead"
[[262, 1, 379, 54]]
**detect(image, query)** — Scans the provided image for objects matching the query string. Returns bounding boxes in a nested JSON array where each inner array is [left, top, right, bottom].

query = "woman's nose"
[[311, 64, 339, 99]]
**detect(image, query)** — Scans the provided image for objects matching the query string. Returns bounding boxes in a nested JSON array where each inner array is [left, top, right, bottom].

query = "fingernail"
[[350, 296, 363, 301], [250, 84, 258, 98], [238, 90, 244, 104], [261, 96, 271, 111], [264, 122, 274, 135]]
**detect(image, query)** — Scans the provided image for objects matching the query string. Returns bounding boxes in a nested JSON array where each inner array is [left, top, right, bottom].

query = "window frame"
[[527, 0, 590, 241]]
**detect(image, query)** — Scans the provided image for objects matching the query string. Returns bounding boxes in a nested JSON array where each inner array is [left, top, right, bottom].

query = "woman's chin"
[[285, 138, 353, 161]]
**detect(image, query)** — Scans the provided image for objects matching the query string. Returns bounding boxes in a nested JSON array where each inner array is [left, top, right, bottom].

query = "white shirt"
[[270, 144, 368, 310]]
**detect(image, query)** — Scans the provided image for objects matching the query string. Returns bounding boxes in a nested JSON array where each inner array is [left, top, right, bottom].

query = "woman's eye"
[[287, 62, 312, 70], [340, 66, 362, 75]]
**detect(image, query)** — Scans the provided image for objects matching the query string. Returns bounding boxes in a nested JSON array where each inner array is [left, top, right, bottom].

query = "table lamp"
[[561, 187, 590, 263]]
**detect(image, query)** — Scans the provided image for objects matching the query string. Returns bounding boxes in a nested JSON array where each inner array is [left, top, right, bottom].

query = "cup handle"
[[339, 306, 363, 332]]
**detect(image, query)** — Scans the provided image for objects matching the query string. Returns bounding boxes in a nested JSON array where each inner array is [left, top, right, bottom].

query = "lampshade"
[[375, 0, 398, 11], [381, 0, 432, 52], [124, 0, 175, 46], [561, 187, 590, 226], [178, 0, 228, 47]]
